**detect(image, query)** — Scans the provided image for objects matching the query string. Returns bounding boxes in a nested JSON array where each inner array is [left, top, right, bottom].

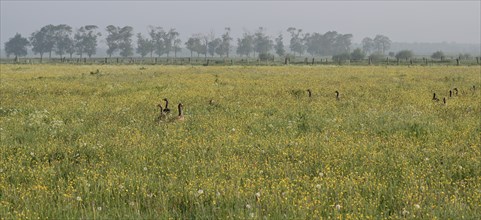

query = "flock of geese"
[[155, 85, 476, 124], [432, 85, 476, 104], [156, 98, 184, 124]]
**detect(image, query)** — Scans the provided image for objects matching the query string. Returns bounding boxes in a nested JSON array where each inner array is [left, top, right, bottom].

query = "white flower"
[[147, 193, 154, 198], [319, 172, 324, 177], [316, 184, 322, 189], [335, 204, 341, 210], [197, 189, 204, 196], [414, 204, 421, 209], [143, 167, 148, 171], [76, 196, 82, 201], [231, 128, 236, 132], [30, 152, 35, 157], [97, 206, 102, 211], [249, 213, 255, 218], [402, 208, 410, 216], [246, 204, 252, 209], [255, 192, 261, 199], [129, 201, 135, 206]]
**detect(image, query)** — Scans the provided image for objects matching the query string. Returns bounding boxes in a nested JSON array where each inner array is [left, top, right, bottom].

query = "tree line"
[[7, 24, 463, 62]]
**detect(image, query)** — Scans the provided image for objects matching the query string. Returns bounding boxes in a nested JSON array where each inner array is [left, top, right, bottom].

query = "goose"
[[163, 98, 171, 114], [443, 97, 446, 104], [156, 103, 167, 124], [307, 89, 312, 97], [453, 88, 458, 96], [432, 93, 439, 101], [176, 103, 184, 121], [335, 91, 340, 101], [449, 90, 452, 97]]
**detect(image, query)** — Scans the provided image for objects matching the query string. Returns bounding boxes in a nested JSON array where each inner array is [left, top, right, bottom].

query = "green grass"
[[0, 64, 480, 219]]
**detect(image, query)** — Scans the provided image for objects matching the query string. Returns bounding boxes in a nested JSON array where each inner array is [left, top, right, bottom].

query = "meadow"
[[0, 64, 480, 219]]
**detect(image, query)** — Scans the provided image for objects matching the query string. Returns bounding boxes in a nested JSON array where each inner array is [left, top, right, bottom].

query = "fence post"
[[312, 58, 315, 65], [477, 57, 479, 64], [456, 58, 459, 66]]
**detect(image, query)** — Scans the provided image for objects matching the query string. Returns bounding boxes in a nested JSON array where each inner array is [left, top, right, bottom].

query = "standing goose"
[[449, 90, 452, 97], [307, 89, 312, 98], [156, 103, 167, 124], [176, 103, 185, 121], [432, 93, 440, 101], [163, 98, 171, 114], [453, 88, 458, 96], [335, 91, 340, 101]]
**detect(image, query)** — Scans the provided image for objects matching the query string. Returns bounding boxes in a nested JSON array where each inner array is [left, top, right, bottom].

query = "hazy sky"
[[1, 0, 480, 46]]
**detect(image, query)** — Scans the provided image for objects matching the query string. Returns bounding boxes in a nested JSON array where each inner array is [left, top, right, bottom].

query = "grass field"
[[0, 64, 480, 219]]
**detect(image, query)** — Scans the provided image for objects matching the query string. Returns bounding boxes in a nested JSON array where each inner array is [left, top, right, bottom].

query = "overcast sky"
[[1, 0, 480, 46]]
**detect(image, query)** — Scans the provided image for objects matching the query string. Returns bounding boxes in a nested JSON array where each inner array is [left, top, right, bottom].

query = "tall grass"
[[0, 65, 480, 218]]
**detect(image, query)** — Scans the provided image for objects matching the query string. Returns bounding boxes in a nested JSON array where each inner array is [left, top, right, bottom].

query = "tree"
[[253, 27, 273, 56], [287, 27, 305, 56], [65, 37, 76, 58], [220, 27, 232, 57], [373, 35, 391, 54], [4, 33, 29, 59], [195, 33, 208, 59], [53, 24, 73, 58], [173, 39, 182, 58], [431, 51, 445, 60], [361, 37, 374, 54], [164, 28, 179, 57], [236, 33, 254, 57], [350, 48, 365, 61], [395, 50, 414, 61], [30, 25, 55, 61], [208, 38, 221, 57], [305, 32, 323, 56], [333, 34, 352, 55], [274, 33, 285, 57], [75, 25, 100, 58], [118, 26, 134, 58], [105, 25, 120, 57], [136, 33, 153, 58], [185, 37, 198, 57], [149, 26, 166, 57]]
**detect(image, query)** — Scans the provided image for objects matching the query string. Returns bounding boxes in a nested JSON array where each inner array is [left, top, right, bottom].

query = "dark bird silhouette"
[[449, 90, 452, 97], [163, 98, 171, 114], [307, 89, 312, 97], [156, 103, 166, 124], [433, 93, 439, 101], [453, 88, 458, 96], [335, 91, 340, 101], [443, 97, 446, 104], [176, 103, 184, 121]]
